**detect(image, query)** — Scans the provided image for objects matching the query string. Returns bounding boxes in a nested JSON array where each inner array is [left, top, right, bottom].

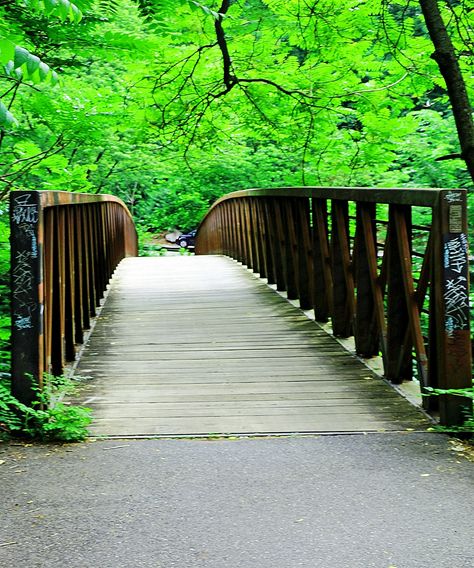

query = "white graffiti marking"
[[13, 251, 33, 295], [444, 234, 468, 273], [12, 194, 38, 224], [14, 316, 32, 330], [12, 251, 36, 317], [444, 192, 462, 204], [18, 223, 38, 258], [444, 275, 469, 334]]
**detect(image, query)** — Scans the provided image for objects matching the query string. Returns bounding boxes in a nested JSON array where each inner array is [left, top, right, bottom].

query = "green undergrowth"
[[0, 374, 92, 442]]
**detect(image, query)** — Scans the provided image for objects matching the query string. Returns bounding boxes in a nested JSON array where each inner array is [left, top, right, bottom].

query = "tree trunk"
[[419, 0, 474, 182]]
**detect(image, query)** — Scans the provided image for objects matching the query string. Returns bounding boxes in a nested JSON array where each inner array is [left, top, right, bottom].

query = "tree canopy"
[[0, 0, 471, 230]]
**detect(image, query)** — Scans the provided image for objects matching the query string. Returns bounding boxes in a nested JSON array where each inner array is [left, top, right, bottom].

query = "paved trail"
[[1, 433, 473, 568]]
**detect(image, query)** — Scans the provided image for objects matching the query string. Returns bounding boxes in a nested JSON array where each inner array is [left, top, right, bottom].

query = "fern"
[[21, 0, 83, 23], [136, 0, 184, 21], [95, 0, 121, 14], [0, 374, 92, 442]]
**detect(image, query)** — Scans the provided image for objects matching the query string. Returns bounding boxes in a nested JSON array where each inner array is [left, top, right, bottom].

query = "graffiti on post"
[[11, 193, 39, 331], [444, 191, 462, 204], [12, 193, 39, 224], [17, 223, 38, 258], [443, 234, 469, 336], [12, 250, 37, 330]]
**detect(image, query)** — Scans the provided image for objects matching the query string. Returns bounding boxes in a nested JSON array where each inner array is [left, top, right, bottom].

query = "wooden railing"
[[10, 190, 137, 404], [196, 187, 472, 426]]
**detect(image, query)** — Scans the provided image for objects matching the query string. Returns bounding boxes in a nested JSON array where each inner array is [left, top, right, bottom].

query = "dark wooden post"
[[254, 199, 268, 280], [272, 199, 290, 293], [231, 200, 241, 261], [248, 198, 259, 273], [293, 198, 313, 310], [261, 199, 276, 285], [238, 200, 249, 266], [267, 199, 286, 291], [331, 200, 354, 337], [223, 202, 231, 256], [253, 199, 267, 278], [354, 203, 382, 357], [280, 199, 298, 299], [386, 205, 413, 383], [10, 191, 44, 404], [431, 190, 472, 426], [312, 198, 332, 322]]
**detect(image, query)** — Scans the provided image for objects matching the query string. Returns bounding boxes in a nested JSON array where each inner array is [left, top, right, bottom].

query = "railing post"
[[312, 198, 332, 322], [386, 205, 413, 383], [230, 200, 241, 261], [10, 191, 44, 404], [431, 190, 472, 426], [293, 198, 313, 310], [354, 203, 381, 358], [255, 199, 269, 280], [331, 200, 354, 337], [264, 200, 283, 290], [277, 199, 298, 299]]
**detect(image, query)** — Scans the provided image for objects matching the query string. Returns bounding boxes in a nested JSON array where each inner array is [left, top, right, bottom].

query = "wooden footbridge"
[[9, 188, 473, 435]]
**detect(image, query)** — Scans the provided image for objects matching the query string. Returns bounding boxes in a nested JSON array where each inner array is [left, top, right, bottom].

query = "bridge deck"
[[72, 256, 429, 436]]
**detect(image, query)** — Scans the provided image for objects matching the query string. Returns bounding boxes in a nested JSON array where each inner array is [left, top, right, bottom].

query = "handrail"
[[195, 187, 472, 427], [10, 190, 138, 404]]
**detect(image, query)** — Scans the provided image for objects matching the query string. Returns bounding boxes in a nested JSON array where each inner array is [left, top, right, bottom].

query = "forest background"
[[0, 0, 473, 381]]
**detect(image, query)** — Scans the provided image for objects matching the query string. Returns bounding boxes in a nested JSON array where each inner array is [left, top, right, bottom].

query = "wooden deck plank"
[[72, 256, 429, 436]]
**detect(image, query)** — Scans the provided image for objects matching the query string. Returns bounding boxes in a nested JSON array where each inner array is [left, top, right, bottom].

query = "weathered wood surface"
[[72, 256, 430, 436]]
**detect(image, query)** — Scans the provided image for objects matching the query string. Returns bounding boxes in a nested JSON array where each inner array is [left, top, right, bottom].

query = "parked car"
[[176, 229, 197, 248]]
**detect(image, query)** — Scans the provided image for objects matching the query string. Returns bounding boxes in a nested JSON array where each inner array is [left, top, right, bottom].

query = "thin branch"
[[215, 0, 234, 89]]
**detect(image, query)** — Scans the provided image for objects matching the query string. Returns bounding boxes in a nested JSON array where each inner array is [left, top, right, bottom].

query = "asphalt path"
[[1, 433, 473, 568]]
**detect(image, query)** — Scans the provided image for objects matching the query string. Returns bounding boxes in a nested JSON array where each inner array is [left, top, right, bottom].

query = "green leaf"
[[8, 46, 58, 84], [0, 101, 17, 128], [13, 46, 29, 69], [24, 0, 83, 23], [0, 39, 15, 66]]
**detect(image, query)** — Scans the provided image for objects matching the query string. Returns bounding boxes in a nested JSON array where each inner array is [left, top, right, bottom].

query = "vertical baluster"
[[85, 206, 97, 317], [250, 199, 262, 275], [238, 199, 247, 264], [218, 205, 225, 254], [79, 206, 93, 325], [261, 199, 276, 285], [49, 207, 65, 376], [243, 199, 254, 270], [293, 198, 313, 310], [331, 200, 354, 337], [229, 202, 237, 260], [223, 204, 229, 255], [43, 208, 54, 376], [354, 203, 381, 357], [312, 198, 332, 322], [255, 199, 268, 280], [386, 205, 412, 382], [74, 206, 85, 344], [64, 207, 76, 361], [272, 199, 289, 292], [232, 200, 242, 261], [284, 199, 299, 300]]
